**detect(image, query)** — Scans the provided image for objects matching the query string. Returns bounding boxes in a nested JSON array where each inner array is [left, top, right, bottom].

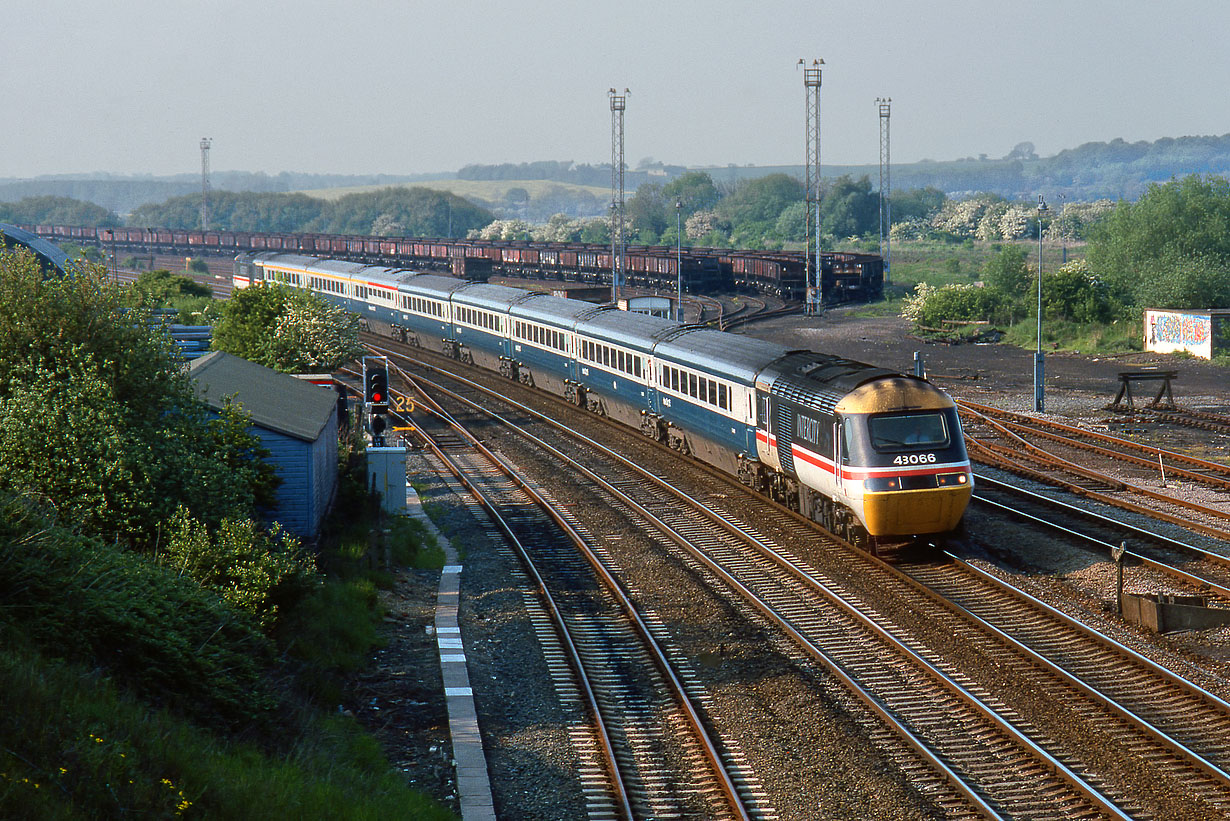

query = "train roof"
[[248, 252, 324, 268], [511, 293, 610, 325], [758, 351, 913, 414], [452, 282, 536, 312], [575, 308, 679, 351], [654, 328, 789, 383], [398, 273, 470, 298]]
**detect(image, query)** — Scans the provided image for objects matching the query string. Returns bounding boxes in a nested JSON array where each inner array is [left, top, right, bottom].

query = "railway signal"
[[363, 357, 390, 445], [364, 357, 389, 410]]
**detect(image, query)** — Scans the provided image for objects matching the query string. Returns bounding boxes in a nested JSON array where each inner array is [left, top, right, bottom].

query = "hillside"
[[5, 133, 1230, 223], [701, 134, 1230, 201]]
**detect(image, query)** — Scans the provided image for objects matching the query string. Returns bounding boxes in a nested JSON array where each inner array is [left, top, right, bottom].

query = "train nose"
[[862, 485, 972, 537]]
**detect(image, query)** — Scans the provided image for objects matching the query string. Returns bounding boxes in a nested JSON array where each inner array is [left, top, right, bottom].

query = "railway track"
[[397, 371, 753, 820], [958, 400, 1230, 540], [367, 336, 1230, 818], [1137, 406, 1230, 436], [972, 472, 1230, 600]]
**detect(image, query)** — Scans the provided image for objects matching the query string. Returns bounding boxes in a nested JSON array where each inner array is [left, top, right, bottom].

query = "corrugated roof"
[[654, 328, 788, 382], [1, 223, 71, 274], [511, 293, 609, 325], [401, 274, 470, 297], [189, 351, 338, 442], [453, 282, 535, 311], [576, 309, 678, 349]]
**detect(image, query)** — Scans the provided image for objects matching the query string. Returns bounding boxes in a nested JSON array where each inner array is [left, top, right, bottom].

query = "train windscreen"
[[867, 412, 950, 452]]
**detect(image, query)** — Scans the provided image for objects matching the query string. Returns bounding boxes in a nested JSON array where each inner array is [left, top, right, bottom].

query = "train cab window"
[[868, 413, 949, 452]]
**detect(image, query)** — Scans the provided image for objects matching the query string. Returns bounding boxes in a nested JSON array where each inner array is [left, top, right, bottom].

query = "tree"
[[1004, 142, 1038, 161], [0, 195, 120, 227], [890, 187, 946, 223], [820, 175, 879, 239], [1087, 174, 1230, 310], [0, 248, 280, 546], [662, 171, 720, 215], [502, 187, 530, 217], [982, 244, 1031, 296], [773, 201, 808, 242], [212, 282, 362, 372], [129, 269, 212, 308], [717, 174, 804, 226], [626, 182, 668, 239]]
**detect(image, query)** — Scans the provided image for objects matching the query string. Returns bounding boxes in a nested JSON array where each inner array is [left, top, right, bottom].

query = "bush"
[[159, 508, 320, 629], [907, 283, 1006, 328], [1042, 260, 1115, 323], [0, 493, 275, 726]]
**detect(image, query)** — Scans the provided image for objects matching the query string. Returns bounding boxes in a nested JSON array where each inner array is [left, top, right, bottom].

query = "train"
[[28, 223, 883, 305], [235, 252, 969, 544]]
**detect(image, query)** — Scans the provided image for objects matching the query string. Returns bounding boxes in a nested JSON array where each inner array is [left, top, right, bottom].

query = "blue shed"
[[188, 352, 339, 539]]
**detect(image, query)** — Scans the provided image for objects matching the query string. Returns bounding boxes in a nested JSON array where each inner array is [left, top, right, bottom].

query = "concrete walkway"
[[407, 488, 497, 821]]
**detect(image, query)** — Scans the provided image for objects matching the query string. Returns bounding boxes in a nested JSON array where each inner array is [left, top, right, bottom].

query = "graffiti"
[[1152, 312, 1211, 346]]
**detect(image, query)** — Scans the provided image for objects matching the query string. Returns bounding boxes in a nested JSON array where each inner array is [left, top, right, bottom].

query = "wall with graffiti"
[[1145, 309, 1229, 359]]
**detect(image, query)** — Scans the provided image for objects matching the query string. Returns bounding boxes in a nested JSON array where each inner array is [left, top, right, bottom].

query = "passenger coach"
[[235, 252, 972, 544]]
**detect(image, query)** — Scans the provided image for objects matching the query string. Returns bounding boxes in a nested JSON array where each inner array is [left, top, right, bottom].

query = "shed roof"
[[189, 351, 338, 442], [1, 223, 71, 274]]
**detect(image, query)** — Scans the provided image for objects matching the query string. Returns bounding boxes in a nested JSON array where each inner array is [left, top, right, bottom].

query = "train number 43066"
[[893, 453, 937, 465]]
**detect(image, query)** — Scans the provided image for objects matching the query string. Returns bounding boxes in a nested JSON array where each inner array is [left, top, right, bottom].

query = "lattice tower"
[[609, 89, 627, 303], [800, 60, 823, 314], [200, 137, 212, 231], [877, 98, 891, 285]]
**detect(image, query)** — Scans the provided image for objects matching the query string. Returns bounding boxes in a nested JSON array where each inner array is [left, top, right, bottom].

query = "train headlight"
[[937, 472, 968, 487], [863, 476, 901, 492]]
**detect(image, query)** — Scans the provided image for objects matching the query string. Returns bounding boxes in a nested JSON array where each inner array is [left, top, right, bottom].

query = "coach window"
[[671, 367, 680, 392], [689, 373, 698, 398], [633, 357, 642, 378], [718, 384, 728, 410], [698, 377, 708, 404]]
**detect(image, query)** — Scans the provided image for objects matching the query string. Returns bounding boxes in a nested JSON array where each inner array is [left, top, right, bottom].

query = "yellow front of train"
[[835, 378, 972, 538]]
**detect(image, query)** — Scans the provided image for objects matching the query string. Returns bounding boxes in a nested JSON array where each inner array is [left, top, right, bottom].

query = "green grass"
[[999, 316, 1142, 354], [841, 296, 907, 318], [0, 633, 454, 820]]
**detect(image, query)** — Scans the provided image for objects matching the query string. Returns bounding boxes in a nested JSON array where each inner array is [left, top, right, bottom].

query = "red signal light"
[[365, 365, 389, 406]]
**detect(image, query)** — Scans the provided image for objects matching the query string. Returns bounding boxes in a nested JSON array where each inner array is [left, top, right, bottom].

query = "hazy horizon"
[[5, 0, 1229, 179]]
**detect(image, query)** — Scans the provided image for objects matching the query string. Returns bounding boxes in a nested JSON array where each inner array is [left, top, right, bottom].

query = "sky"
[[3, 0, 1229, 179]]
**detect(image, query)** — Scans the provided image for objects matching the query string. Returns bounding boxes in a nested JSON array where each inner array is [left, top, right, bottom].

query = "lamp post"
[[1035, 195, 1048, 412], [104, 229, 117, 283], [675, 200, 683, 321], [1058, 192, 1067, 264]]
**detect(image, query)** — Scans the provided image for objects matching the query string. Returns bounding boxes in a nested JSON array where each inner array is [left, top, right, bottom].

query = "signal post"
[[362, 355, 406, 515]]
